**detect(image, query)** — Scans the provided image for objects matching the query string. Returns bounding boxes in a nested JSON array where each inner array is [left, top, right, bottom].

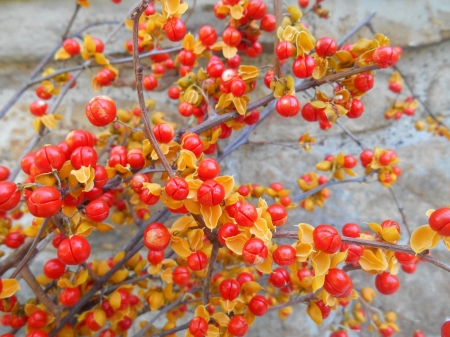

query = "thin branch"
[[273, 0, 283, 77], [0, 239, 37, 277], [267, 291, 318, 311], [202, 238, 220, 305], [388, 187, 411, 237], [62, 4, 81, 40], [10, 218, 49, 279], [272, 231, 450, 273], [20, 266, 61, 320], [290, 172, 376, 203], [133, 295, 187, 337], [151, 322, 190, 337], [131, 0, 175, 178], [335, 119, 368, 151]]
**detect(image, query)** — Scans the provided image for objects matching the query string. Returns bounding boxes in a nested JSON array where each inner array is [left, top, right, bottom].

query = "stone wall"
[[1, 0, 450, 336]]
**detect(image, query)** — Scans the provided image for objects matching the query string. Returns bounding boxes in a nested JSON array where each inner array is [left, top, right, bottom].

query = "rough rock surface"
[[0, 0, 450, 336]]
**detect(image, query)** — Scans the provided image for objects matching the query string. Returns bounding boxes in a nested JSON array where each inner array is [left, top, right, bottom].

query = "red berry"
[[94, 68, 116, 86], [227, 54, 241, 68], [276, 95, 300, 117], [228, 315, 248, 337], [343, 155, 357, 169], [264, 69, 274, 88], [341, 243, 363, 263], [178, 50, 196, 66], [316, 37, 337, 57], [230, 78, 247, 97], [142, 75, 158, 91], [164, 17, 186, 42], [269, 267, 290, 288], [219, 279, 240, 300], [140, 188, 159, 205], [292, 55, 316, 78], [388, 81, 402, 93], [173, 266, 190, 286], [182, 134, 204, 156], [234, 202, 258, 227], [29, 100, 48, 116], [165, 177, 189, 201], [66, 130, 95, 152], [0, 182, 20, 212], [44, 258, 66, 279], [313, 224, 341, 254], [360, 149, 374, 167], [63, 38, 80, 56], [35, 145, 65, 172], [246, 0, 266, 19], [153, 123, 174, 143], [28, 310, 47, 329], [297, 268, 314, 280], [315, 300, 331, 318], [244, 109, 260, 125], [144, 222, 170, 251], [373, 46, 399, 68], [4, 232, 25, 249], [428, 207, 450, 236], [218, 223, 239, 245], [118, 316, 132, 330], [301, 102, 322, 122], [168, 86, 180, 99], [236, 272, 254, 285], [99, 329, 115, 337], [342, 223, 360, 238], [26, 331, 48, 337], [35, 86, 52, 100], [70, 146, 98, 169], [347, 98, 364, 119], [147, 250, 165, 265], [395, 252, 416, 265], [52, 233, 65, 248], [57, 235, 91, 265], [197, 180, 225, 206], [85, 199, 110, 222], [199, 25, 218, 46], [375, 272, 400, 295], [189, 317, 208, 337], [324, 268, 353, 298], [275, 41, 294, 60], [266, 204, 288, 226], [381, 220, 401, 234], [354, 73, 374, 92], [273, 245, 296, 266], [223, 27, 242, 47], [248, 295, 268, 316], [260, 14, 276, 32], [242, 238, 268, 264], [187, 251, 208, 271], [86, 96, 117, 127], [27, 187, 62, 218]]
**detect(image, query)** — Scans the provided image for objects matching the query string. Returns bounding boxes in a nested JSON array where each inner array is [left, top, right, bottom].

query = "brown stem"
[[335, 119, 368, 151], [20, 266, 61, 321], [0, 239, 37, 277], [291, 172, 376, 202], [10, 218, 49, 279], [131, 0, 175, 178], [151, 322, 190, 337], [202, 238, 220, 305], [186, 64, 379, 137], [267, 291, 318, 311], [272, 231, 450, 273], [273, 0, 282, 77], [388, 187, 411, 237], [62, 3, 81, 40]]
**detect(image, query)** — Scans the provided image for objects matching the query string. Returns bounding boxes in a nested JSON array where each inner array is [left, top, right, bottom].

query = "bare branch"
[[62, 3, 81, 40], [202, 238, 220, 305], [131, 0, 175, 178]]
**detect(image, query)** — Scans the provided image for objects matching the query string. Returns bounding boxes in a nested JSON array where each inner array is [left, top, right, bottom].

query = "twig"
[[248, 140, 305, 150], [0, 20, 119, 119], [62, 4, 81, 40], [272, 231, 450, 273], [290, 172, 376, 202], [10, 218, 49, 279], [273, 0, 283, 77], [131, 0, 175, 178], [388, 187, 411, 237], [202, 238, 220, 305], [132, 295, 187, 337], [0, 239, 37, 277], [335, 119, 368, 151], [150, 322, 190, 337], [20, 266, 61, 320], [365, 23, 447, 128], [28, 46, 183, 86], [267, 291, 317, 311]]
